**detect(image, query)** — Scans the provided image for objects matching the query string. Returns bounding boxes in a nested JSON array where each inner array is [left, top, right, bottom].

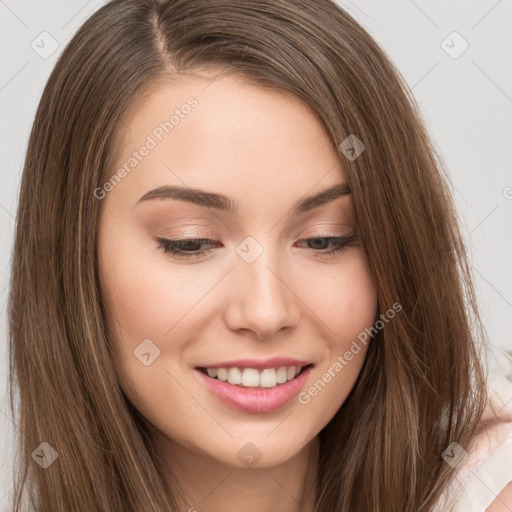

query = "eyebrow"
[[135, 182, 350, 215]]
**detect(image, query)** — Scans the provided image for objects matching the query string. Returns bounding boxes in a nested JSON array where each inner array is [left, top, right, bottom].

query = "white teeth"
[[217, 368, 228, 381], [259, 368, 277, 388], [276, 366, 288, 384], [241, 368, 259, 387], [227, 367, 242, 385], [202, 365, 308, 389]]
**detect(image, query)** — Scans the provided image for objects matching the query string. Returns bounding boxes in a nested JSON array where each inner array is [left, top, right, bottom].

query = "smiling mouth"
[[196, 364, 313, 389]]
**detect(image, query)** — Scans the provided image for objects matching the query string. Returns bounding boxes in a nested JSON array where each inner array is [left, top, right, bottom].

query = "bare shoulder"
[[485, 481, 512, 511], [447, 376, 512, 511]]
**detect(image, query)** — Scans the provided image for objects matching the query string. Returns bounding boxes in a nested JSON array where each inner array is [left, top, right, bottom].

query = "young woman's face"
[[98, 72, 378, 469]]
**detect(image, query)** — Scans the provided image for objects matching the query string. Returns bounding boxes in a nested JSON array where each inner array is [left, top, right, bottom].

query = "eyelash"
[[155, 235, 359, 260]]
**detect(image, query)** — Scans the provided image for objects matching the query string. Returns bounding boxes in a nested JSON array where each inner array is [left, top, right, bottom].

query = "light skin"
[[97, 71, 378, 512], [487, 483, 512, 512]]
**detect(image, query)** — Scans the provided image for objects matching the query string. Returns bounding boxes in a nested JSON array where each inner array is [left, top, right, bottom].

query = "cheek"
[[99, 234, 210, 352], [328, 254, 378, 374], [295, 253, 377, 423], [300, 251, 378, 344]]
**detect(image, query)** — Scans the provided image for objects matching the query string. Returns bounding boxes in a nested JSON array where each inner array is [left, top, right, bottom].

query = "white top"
[[433, 372, 512, 511]]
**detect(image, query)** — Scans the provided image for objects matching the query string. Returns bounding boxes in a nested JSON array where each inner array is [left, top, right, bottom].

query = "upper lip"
[[196, 357, 313, 370]]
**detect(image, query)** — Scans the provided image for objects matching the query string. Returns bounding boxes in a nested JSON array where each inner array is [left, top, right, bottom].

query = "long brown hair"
[[8, 0, 492, 510]]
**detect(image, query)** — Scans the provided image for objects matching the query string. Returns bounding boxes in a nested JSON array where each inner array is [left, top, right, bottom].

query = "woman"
[[7, 0, 512, 510]]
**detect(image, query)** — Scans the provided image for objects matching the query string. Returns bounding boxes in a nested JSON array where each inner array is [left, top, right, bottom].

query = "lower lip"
[[196, 365, 313, 413]]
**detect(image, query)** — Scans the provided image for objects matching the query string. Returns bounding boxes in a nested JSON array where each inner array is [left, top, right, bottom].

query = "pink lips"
[[195, 364, 313, 413]]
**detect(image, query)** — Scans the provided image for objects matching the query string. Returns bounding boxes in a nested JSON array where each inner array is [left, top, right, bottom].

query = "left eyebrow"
[[135, 182, 350, 215]]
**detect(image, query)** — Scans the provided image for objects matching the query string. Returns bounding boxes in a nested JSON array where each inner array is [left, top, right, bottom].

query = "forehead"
[[105, 72, 348, 218]]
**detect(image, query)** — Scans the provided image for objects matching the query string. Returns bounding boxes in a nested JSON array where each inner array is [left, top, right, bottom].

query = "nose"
[[223, 250, 300, 339]]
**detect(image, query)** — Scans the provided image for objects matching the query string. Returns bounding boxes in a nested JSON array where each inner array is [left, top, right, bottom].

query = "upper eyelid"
[[155, 222, 356, 238], [157, 232, 356, 243]]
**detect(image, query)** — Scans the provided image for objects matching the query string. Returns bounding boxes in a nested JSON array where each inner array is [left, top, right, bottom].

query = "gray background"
[[1, 0, 511, 507]]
